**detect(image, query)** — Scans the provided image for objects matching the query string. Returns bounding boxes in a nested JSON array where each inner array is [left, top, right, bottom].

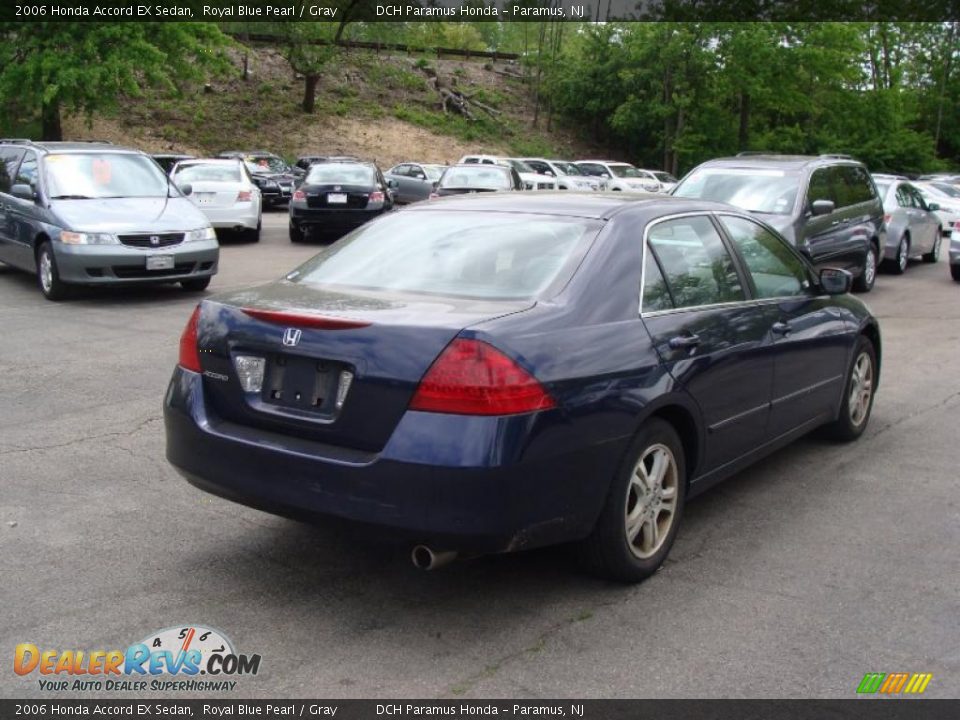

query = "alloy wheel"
[[864, 247, 877, 286], [898, 239, 909, 272], [848, 352, 874, 428], [39, 249, 53, 294], [625, 443, 679, 559]]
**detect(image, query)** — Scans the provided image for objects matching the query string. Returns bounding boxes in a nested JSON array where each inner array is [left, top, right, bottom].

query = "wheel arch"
[[640, 398, 704, 486], [860, 321, 882, 385]]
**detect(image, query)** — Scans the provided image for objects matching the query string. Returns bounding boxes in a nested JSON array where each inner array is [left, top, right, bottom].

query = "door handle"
[[668, 333, 701, 349], [772, 321, 792, 335]]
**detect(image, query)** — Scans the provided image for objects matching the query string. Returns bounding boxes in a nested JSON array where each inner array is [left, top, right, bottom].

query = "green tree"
[[0, 22, 228, 140]]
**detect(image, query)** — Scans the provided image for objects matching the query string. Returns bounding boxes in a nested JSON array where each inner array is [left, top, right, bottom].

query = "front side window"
[[807, 168, 834, 207], [719, 215, 809, 298], [44, 153, 169, 199], [16, 152, 39, 189], [647, 216, 745, 309], [0, 148, 24, 193]]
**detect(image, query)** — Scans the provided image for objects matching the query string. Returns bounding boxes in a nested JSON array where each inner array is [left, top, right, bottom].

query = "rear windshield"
[[439, 166, 511, 190], [306, 164, 376, 185], [174, 163, 242, 183], [289, 211, 600, 300], [45, 153, 169, 199], [422, 165, 446, 181], [673, 167, 800, 214]]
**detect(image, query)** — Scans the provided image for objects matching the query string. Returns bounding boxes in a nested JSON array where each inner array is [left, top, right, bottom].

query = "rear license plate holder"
[[146, 255, 175, 271], [327, 193, 348, 204], [262, 354, 340, 412]]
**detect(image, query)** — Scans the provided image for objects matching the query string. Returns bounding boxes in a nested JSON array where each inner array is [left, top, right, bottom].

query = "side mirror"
[[431, 181, 439, 191], [177, 183, 193, 196], [11, 184, 37, 201], [387, 179, 399, 189], [927, 202, 940, 211], [811, 199, 835, 216], [544, 170, 555, 176], [601, 173, 611, 179], [819, 267, 852, 295]]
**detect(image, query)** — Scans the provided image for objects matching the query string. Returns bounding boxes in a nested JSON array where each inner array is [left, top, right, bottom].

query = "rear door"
[[640, 214, 774, 471], [0, 147, 25, 265], [5, 150, 41, 269], [717, 214, 850, 438], [906, 184, 939, 254]]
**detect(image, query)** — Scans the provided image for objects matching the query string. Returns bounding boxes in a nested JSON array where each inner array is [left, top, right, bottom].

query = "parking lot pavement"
[[1, 214, 958, 699]]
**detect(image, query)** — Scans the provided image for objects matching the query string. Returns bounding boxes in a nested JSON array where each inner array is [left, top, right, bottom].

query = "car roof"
[[405, 190, 737, 220], [0, 141, 140, 154], [699, 154, 863, 170], [577, 160, 633, 165], [175, 158, 242, 165]]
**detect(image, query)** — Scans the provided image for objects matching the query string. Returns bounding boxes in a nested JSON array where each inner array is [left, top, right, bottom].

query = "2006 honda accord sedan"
[[164, 193, 880, 582]]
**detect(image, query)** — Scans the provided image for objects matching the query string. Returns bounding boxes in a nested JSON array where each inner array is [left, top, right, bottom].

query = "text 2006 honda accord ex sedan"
[[164, 193, 880, 582]]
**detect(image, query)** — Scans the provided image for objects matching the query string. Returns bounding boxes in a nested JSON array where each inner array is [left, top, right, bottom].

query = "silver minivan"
[[0, 140, 218, 300]]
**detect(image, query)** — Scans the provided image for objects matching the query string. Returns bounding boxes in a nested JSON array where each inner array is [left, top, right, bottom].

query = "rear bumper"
[[201, 204, 259, 230], [163, 367, 620, 553], [290, 206, 384, 234], [53, 240, 219, 285]]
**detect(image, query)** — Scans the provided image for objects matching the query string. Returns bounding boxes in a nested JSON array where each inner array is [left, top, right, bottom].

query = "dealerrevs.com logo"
[[14, 625, 261, 692]]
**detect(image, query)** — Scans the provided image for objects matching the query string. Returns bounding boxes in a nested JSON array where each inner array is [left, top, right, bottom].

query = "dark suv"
[[673, 154, 884, 292]]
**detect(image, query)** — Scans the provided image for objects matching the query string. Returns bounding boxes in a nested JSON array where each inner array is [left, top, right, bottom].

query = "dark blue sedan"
[[164, 194, 880, 582]]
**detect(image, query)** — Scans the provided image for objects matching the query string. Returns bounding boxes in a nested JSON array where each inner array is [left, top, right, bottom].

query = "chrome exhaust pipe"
[[411, 545, 458, 571]]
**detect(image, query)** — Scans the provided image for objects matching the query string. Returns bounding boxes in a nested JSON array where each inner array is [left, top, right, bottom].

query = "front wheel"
[[823, 336, 877, 442], [578, 418, 687, 583], [36, 241, 71, 301], [922, 234, 941, 263], [853, 244, 878, 292]]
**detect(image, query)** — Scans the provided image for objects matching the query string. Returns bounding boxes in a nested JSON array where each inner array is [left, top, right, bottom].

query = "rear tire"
[[951, 264, 960, 282], [823, 336, 877, 442], [180, 277, 211, 292], [922, 233, 941, 263], [578, 418, 687, 583], [36, 241, 71, 301], [247, 218, 261, 243], [853, 243, 878, 292], [889, 236, 909, 275], [289, 222, 304, 243]]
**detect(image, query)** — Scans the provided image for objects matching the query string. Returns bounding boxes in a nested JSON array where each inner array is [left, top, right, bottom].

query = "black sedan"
[[165, 194, 879, 582], [288, 161, 395, 242]]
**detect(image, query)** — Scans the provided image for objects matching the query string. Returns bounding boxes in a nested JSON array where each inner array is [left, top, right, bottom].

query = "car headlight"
[[60, 231, 118, 245], [185, 227, 217, 242]]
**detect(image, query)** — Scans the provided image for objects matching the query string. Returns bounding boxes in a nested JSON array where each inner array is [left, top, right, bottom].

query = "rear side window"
[[895, 185, 914, 208], [642, 253, 674, 312], [843, 166, 876, 204], [646, 216, 745, 309], [291, 211, 600, 300], [719, 216, 809, 298]]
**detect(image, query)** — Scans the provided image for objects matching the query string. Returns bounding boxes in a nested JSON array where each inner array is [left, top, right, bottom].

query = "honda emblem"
[[150, 235, 160, 246], [282, 327, 302, 347]]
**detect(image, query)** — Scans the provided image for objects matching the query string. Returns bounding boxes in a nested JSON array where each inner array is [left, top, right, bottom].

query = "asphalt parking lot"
[[2, 210, 958, 699]]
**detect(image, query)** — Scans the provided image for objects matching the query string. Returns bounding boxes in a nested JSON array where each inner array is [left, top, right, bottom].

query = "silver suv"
[[673, 154, 884, 292], [0, 140, 218, 300]]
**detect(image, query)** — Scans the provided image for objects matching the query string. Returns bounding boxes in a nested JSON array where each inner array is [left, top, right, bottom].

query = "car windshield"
[[653, 171, 678, 183], [306, 164, 376, 185], [174, 163, 242, 183], [45, 153, 170, 199], [610, 165, 642, 178], [673, 167, 800, 214], [508, 159, 535, 173], [422, 165, 446, 181], [439, 167, 511, 190], [554, 162, 584, 176], [245, 156, 288, 173], [290, 211, 599, 300], [932, 182, 960, 198]]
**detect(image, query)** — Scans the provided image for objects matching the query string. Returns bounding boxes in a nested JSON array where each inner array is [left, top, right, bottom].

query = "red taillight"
[[178, 305, 202, 372], [237, 190, 253, 202], [429, 193, 440, 200], [292, 190, 306, 201], [369, 191, 385, 203], [410, 338, 556, 416], [241, 307, 371, 330]]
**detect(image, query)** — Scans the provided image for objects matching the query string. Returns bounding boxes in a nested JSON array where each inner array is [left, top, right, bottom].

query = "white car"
[[575, 160, 676, 193], [914, 181, 960, 237], [171, 159, 262, 242], [457, 155, 557, 191], [519, 158, 602, 191]]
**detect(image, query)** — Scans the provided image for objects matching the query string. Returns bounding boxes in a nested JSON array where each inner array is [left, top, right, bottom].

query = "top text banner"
[[3, 0, 957, 22]]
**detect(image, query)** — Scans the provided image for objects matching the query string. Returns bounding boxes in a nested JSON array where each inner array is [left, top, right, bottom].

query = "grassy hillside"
[[62, 41, 598, 166]]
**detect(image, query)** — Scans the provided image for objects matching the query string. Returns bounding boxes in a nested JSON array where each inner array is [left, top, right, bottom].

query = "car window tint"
[[844, 166, 875, 204], [828, 167, 855, 208], [16, 152, 39, 188], [647, 216, 745, 309], [642, 252, 674, 312], [895, 185, 912, 208], [808, 168, 834, 206], [0, 148, 24, 193], [719, 216, 808, 298]]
